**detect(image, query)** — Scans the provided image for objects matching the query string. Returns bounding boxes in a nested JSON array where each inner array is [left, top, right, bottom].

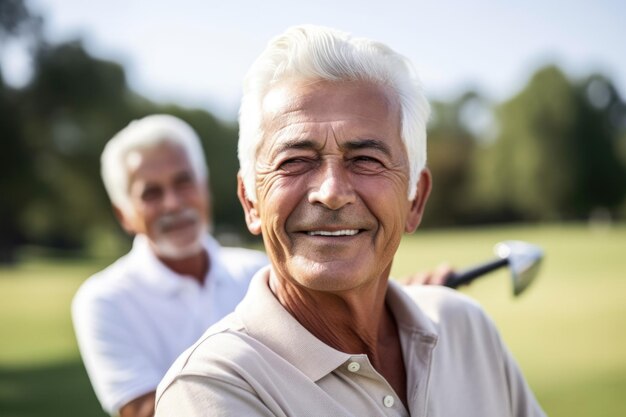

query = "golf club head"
[[494, 240, 544, 296]]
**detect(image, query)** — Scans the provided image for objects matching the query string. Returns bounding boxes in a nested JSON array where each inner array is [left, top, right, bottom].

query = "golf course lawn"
[[1, 223, 624, 416]]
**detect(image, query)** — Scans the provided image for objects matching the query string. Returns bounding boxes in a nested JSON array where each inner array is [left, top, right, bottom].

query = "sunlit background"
[[0, 0, 624, 416], [5, 0, 625, 119]]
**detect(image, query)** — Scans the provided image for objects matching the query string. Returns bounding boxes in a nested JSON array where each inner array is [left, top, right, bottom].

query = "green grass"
[[1, 223, 625, 416], [0, 258, 110, 416]]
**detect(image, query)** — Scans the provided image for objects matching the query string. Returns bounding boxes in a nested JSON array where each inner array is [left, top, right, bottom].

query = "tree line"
[[1, 0, 625, 262]]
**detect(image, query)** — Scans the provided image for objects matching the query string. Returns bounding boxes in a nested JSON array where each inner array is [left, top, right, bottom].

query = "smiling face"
[[117, 142, 210, 260], [238, 79, 431, 292]]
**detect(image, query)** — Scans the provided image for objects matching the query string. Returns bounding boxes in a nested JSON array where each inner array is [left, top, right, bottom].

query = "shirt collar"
[[129, 233, 220, 295], [235, 269, 439, 382], [386, 279, 439, 342], [236, 267, 351, 382]]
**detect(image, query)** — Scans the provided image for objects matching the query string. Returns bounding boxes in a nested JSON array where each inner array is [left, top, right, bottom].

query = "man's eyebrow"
[[273, 139, 318, 154], [343, 139, 392, 157], [271, 138, 392, 157], [173, 170, 195, 181]]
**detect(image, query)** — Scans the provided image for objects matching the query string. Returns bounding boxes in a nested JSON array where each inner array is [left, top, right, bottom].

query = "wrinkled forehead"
[[125, 141, 193, 181], [262, 79, 399, 120], [258, 79, 403, 154]]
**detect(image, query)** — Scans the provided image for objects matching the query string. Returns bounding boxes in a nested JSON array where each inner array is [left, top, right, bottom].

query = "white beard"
[[152, 209, 207, 260]]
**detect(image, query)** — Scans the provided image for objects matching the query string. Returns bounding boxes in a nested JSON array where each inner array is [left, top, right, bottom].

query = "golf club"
[[444, 240, 544, 296]]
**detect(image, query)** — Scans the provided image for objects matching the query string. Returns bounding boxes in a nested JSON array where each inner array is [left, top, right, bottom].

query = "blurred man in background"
[[72, 114, 269, 417], [155, 25, 545, 416]]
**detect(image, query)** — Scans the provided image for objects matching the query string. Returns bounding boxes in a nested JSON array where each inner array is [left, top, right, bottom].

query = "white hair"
[[101, 114, 208, 213], [238, 25, 430, 201]]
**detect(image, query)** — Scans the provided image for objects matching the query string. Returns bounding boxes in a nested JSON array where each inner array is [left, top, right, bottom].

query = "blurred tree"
[[0, 0, 41, 41], [473, 65, 626, 221], [16, 41, 134, 251], [574, 74, 626, 215], [423, 91, 487, 226], [0, 0, 42, 262], [0, 71, 32, 261], [1, 36, 247, 258]]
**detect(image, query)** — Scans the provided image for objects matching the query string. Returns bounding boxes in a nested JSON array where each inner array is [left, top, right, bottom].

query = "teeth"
[[307, 230, 359, 236]]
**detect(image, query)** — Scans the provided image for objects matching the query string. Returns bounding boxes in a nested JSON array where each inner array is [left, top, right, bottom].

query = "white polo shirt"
[[72, 234, 267, 414]]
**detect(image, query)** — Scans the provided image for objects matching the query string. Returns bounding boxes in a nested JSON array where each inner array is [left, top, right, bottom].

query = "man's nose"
[[162, 188, 184, 212], [308, 160, 356, 210]]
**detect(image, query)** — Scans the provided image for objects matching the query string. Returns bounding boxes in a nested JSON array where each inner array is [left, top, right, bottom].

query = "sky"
[[5, 0, 625, 119]]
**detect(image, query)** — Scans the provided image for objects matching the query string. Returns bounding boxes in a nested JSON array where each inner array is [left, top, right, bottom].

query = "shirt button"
[[347, 362, 360, 372], [383, 395, 395, 408]]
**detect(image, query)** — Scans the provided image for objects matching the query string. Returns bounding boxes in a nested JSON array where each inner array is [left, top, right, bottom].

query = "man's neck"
[[158, 249, 209, 285], [269, 271, 407, 405]]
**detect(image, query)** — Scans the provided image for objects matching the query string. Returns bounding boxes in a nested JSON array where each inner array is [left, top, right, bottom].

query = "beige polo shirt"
[[156, 267, 545, 417]]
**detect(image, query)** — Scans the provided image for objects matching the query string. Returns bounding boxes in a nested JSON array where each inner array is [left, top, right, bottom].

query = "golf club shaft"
[[445, 257, 508, 289]]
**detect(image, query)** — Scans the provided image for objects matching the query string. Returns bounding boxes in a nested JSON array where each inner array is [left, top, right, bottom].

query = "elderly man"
[[72, 115, 268, 417], [155, 25, 546, 416]]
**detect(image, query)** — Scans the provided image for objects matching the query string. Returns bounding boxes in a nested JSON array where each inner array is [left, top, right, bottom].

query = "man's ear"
[[237, 173, 262, 235], [405, 168, 432, 233], [113, 205, 137, 235]]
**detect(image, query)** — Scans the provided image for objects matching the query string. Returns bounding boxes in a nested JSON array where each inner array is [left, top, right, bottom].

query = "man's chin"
[[153, 235, 204, 260], [284, 257, 374, 292]]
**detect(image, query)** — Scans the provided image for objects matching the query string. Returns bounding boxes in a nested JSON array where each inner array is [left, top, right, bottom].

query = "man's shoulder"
[[400, 285, 492, 330], [169, 313, 257, 369], [72, 253, 141, 308], [397, 284, 505, 366], [157, 314, 257, 392]]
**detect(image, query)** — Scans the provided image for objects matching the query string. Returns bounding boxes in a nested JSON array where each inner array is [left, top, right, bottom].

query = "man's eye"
[[141, 188, 162, 201], [175, 176, 194, 189], [278, 158, 313, 173], [351, 156, 385, 173], [356, 156, 378, 163]]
